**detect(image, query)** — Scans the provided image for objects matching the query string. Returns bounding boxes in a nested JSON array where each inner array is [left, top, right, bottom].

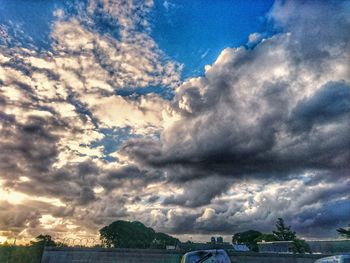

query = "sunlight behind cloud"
[[0, 180, 65, 206]]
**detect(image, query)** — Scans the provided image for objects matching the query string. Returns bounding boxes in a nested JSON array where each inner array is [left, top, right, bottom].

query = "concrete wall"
[[41, 247, 183, 263], [41, 247, 329, 263], [228, 251, 328, 263], [307, 240, 350, 254]]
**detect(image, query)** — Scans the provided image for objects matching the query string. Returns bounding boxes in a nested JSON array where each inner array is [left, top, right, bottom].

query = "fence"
[[41, 247, 328, 263], [41, 247, 183, 263], [0, 237, 101, 263], [0, 238, 330, 263]]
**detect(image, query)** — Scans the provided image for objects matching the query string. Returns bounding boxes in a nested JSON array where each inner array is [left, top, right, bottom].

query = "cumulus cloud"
[[86, 94, 169, 134], [1, 0, 350, 241], [119, 0, 350, 237], [124, 0, 350, 179], [0, 0, 180, 240], [247, 32, 263, 46]]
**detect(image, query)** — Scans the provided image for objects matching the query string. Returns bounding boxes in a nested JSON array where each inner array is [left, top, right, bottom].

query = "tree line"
[[99, 220, 179, 249], [232, 218, 350, 253], [0, 235, 58, 263], [1, 219, 349, 262]]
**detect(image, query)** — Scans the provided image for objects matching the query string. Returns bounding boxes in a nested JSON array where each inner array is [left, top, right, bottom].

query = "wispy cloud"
[[0, 0, 181, 241]]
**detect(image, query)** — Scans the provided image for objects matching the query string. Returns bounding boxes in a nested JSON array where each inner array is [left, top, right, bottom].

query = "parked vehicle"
[[315, 254, 350, 263], [181, 249, 231, 263]]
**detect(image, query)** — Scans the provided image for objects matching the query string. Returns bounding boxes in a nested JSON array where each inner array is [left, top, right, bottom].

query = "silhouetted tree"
[[254, 233, 278, 243], [30, 235, 56, 247], [273, 218, 296, 241], [232, 230, 262, 252], [337, 224, 350, 238], [272, 218, 311, 254], [293, 239, 311, 254], [29, 234, 57, 261], [99, 220, 178, 249]]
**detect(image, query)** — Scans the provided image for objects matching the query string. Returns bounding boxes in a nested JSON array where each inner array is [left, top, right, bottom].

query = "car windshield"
[[194, 252, 213, 263], [186, 251, 231, 263]]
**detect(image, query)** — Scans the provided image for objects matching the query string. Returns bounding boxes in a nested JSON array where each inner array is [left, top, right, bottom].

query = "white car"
[[181, 249, 231, 263], [315, 255, 350, 263]]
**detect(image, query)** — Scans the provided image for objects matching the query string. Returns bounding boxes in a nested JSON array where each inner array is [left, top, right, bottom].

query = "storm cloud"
[[119, 0, 350, 237], [0, 0, 350, 242]]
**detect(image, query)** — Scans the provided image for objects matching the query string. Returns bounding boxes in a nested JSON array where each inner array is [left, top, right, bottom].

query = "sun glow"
[[0, 235, 7, 244], [0, 180, 65, 206], [0, 181, 28, 204]]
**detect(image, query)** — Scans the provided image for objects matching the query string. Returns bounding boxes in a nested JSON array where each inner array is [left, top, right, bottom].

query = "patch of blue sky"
[[1, 0, 277, 79], [65, 0, 121, 40], [0, 0, 120, 50], [88, 7, 120, 39], [90, 127, 142, 162], [150, 0, 276, 78], [0, 0, 62, 49]]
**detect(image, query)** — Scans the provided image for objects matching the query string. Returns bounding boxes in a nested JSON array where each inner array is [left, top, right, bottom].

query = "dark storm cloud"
[[291, 81, 350, 133], [51, 206, 75, 218], [153, 178, 350, 237], [77, 186, 97, 205], [0, 0, 182, 241], [165, 212, 200, 235], [0, 200, 64, 236], [10, 160, 104, 207], [0, 201, 40, 231], [0, 50, 113, 210], [122, 1, 350, 183], [293, 199, 350, 238], [0, 83, 159, 233], [116, 1, 350, 238], [0, 114, 60, 178], [1, 0, 350, 240], [107, 165, 148, 180], [163, 177, 233, 208], [147, 195, 159, 203], [124, 79, 350, 179], [99, 164, 164, 192], [296, 178, 350, 208], [0, 96, 100, 207]]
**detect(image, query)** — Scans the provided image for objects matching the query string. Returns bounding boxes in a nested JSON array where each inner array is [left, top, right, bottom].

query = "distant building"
[[166, 245, 176, 250], [306, 239, 350, 254], [257, 241, 294, 253], [210, 237, 216, 244], [257, 239, 350, 254], [232, 244, 250, 252], [217, 237, 223, 244], [180, 242, 232, 252]]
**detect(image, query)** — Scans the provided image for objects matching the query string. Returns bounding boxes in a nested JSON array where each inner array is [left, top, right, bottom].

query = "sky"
[[0, 0, 349, 244]]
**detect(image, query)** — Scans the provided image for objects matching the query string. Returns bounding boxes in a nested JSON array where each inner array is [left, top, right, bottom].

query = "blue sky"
[[0, 0, 350, 243], [151, 0, 275, 77], [0, 0, 275, 77], [0, 0, 276, 161]]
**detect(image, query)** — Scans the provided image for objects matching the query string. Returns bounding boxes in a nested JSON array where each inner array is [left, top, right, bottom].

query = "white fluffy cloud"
[[1, 0, 350, 242], [0, 0, 181, 241], [120, 0, 350, 238]]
